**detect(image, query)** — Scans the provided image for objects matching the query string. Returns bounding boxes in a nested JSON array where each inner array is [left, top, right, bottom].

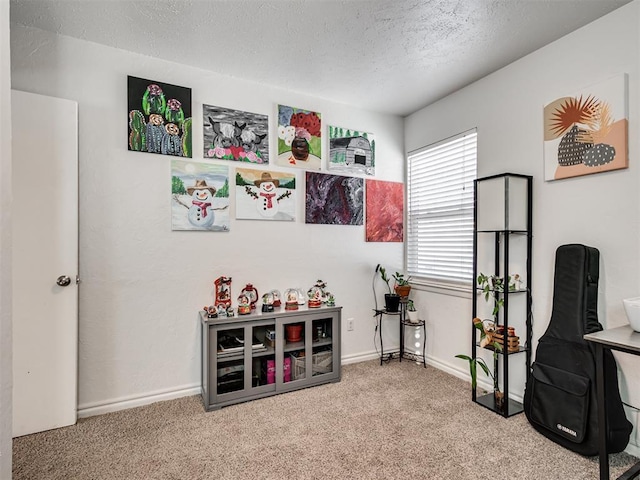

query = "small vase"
[[285, 324, 303, 342]]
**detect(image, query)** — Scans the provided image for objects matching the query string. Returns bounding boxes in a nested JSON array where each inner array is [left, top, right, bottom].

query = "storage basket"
[[291, 350, 333, 380]]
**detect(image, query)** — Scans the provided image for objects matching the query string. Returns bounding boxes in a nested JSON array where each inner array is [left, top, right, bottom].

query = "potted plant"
[[406, 299, 419, 323], [456, 319, 504, 409], [477, 272, 505, 318], [378, 266, 400, 312], [393, 272, 412, 298]]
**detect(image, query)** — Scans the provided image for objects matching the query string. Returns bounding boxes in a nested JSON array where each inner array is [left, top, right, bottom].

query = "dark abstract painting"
[[305, 172, 363, 225], [365, 179, 403, 242]]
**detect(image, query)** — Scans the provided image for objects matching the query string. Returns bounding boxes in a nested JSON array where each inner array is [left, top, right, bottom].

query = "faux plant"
[[378, 266, 393, 295], [393, 272, 411, 287], [477, 273, 505, 317], [407, 299, 416, 312], [455, 320, 503, 391]]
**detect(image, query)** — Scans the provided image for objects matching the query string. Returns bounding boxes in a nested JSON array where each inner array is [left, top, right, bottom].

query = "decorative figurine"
[[284, 288, 300, 311], [214, 276, 232, 308], [270, 289, 282, 308], [325, 293, 335, 307], [241, 283, 259, 310], [237, 294, 251, 315], [309, 280, 327, 299], [307, 284, 323, 308], [262, 292, 275, 312], [509, 273, 522, 291], [226, 306, 235, 317], [295, 287, 307, 305], [217, 304, 227, 317], [203, 305, 218, 318]]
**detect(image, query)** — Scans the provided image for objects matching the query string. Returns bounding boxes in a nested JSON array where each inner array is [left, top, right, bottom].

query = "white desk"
[[584, 325, 640, 480]]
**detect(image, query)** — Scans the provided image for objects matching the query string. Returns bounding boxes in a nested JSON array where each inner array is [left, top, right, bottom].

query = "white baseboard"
[[75, 355, 528, 419], [78, 353, 386, 418], [78, 384, 201, 418], [341, 350, 390, 365]]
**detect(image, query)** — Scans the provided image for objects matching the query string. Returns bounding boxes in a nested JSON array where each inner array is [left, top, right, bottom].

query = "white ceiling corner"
[[9, 0, 633, 116]]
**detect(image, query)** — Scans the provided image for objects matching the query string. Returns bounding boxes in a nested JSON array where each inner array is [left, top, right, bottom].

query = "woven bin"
[[291, 350, 333, 380]]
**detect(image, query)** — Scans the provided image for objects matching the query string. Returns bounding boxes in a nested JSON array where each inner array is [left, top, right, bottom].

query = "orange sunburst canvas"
[[543, 74, 628, 181]]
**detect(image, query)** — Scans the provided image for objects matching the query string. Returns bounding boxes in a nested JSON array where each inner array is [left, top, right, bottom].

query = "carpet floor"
[[12, 359, 640, 479]]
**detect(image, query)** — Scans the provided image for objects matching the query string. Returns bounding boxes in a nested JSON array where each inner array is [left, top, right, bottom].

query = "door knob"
[[56, 275, 71, 287]]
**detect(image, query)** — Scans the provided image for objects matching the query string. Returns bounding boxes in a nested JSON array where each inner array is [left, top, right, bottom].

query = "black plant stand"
[[374, 308, 400, 364], [400, 317, 427, 368], [375, 299, 426, 367]]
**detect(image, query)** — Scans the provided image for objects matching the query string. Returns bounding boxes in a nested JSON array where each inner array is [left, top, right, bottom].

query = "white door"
[[12, 90, 78, 437]]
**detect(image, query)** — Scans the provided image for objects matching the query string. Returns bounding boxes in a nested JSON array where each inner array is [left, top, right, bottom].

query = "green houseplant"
[[456, 320, 504, 407], [392, 272, 412, 298], [477, 272, 505, 318], [378, 266, 400, 312], [406, 299, 419, 323]]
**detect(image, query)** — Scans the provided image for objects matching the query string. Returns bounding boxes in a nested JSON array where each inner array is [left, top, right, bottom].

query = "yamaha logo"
[[557, 423, 577, 437]]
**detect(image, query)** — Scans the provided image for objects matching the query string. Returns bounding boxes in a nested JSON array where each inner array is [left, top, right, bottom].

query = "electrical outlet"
[[347, 318, 354, 331]]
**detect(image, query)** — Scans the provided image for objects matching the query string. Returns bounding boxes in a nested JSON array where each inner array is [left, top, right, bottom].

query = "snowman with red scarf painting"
[[252, 172, 281, 218], [187, 179, 216, 228]]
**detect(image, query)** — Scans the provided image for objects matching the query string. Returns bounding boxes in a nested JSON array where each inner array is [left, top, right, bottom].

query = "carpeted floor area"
[[12, 359, 639, 479]]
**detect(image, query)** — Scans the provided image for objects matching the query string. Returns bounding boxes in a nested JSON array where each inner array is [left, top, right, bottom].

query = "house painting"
[[328, 125, 375, 175]]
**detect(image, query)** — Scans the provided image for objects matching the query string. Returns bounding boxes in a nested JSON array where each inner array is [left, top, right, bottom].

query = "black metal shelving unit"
[[471, 173, 532, 418]]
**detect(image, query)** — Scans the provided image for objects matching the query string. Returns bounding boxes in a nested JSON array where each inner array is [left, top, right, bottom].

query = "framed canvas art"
[[328, 125, 375, 175], [365, 179, 403, 242], [128, 76, 192, 157], [171, 160, 230, 231], [235, 168, 296, 221], [544, 74, 628, 181], [276, 104, 322, 170], [305, 172, 363, 225], [203, 104, 269, 164]]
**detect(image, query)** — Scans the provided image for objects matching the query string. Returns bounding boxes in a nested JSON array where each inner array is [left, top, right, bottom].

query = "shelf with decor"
[[470, 173, 532, 418], [200, 305, 341, 410]]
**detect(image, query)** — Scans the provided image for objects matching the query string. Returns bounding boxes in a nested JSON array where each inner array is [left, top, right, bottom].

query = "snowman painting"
[[171, 160, 230, 231], [253, 172, 283, 218], [235, 168, 295, 221], [187, 179, 216, 227]]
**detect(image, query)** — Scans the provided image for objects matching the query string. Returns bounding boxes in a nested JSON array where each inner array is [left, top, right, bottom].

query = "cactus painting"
[[544, 74, 627, 181], [128, 76, 192, 158]]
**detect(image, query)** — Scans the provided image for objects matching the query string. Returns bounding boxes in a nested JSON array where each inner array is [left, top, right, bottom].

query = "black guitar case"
[[523, 244, 632, 455]]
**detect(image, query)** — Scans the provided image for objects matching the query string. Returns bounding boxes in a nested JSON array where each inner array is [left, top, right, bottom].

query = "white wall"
[[0, 0, 12, 476], [9, 25, 405, 415], [406, 0, 640, 449]]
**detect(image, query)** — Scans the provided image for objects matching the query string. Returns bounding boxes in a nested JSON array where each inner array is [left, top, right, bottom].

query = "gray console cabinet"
[[201, 305, 341, 410]]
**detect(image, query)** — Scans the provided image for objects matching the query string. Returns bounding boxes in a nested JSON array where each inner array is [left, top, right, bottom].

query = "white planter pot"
[[407, 310, 419, 323]]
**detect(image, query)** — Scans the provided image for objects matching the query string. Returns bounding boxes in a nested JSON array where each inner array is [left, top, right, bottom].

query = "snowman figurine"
[[253, 172, 280, 218], [187, 179, 216, 228]]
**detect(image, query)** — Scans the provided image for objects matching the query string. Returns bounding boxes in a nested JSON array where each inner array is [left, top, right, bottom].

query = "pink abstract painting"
[[366, 179, 403, 242]]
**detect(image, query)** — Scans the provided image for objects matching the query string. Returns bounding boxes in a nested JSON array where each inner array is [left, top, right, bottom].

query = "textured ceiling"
[[9, 0, 632, 116]]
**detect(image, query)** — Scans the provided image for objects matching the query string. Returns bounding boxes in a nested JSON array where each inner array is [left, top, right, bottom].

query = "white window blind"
[[407, 129, 477, 287]]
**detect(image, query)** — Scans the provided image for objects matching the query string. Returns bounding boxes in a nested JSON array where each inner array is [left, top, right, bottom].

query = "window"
[[406, 129, 477, 289]]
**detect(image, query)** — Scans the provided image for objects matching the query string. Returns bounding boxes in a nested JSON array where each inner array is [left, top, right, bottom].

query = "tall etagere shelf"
[[471, 173, 532, 417]]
